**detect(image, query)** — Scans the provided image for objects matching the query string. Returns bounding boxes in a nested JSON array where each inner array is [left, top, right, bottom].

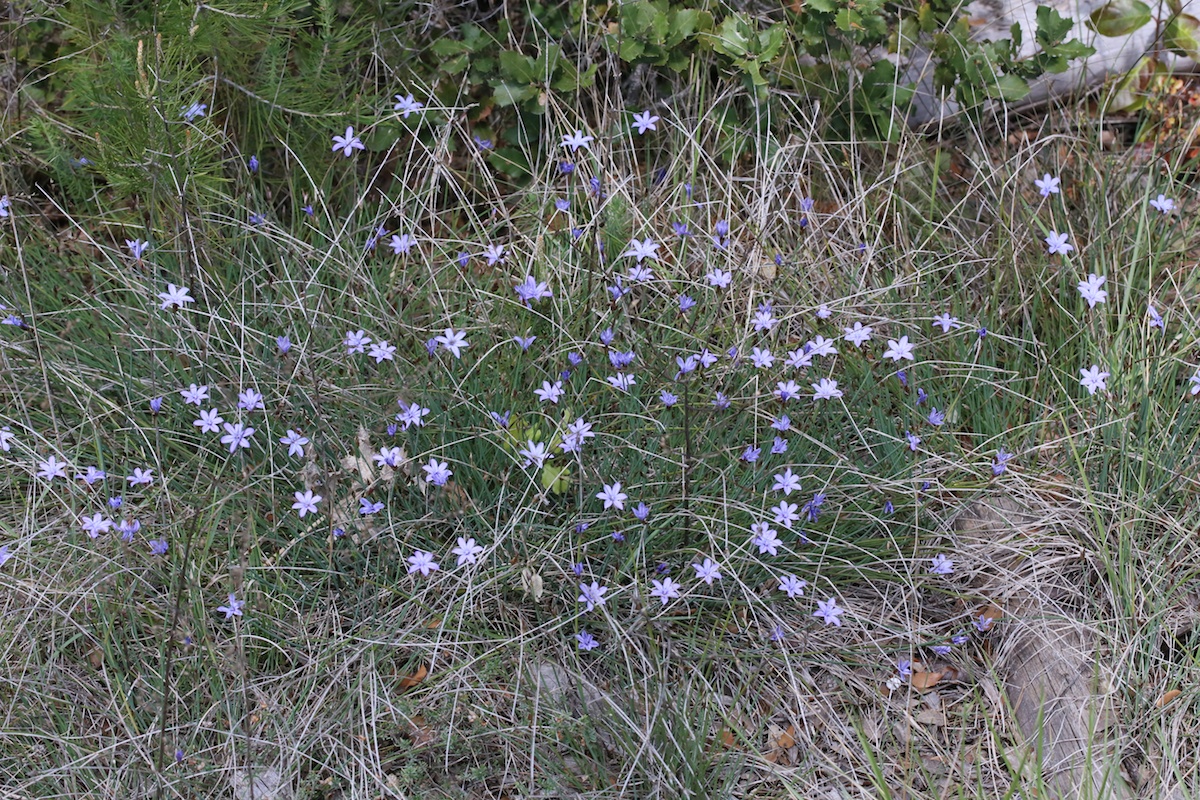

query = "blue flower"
[[802, 493, 826, 522], [631, 110, 660, 134], [182, 102, 207, 121], [393, 94, 425, 117], [331, 126, 365, 158]]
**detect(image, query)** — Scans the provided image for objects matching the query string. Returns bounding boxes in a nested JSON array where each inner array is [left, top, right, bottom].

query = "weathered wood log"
[[952, 497, 1134, 799], [905, 0, 1197, 126]]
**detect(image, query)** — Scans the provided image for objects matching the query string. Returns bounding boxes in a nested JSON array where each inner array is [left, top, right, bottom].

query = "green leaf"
[[440, 55, 468, 75], [618, 38, 646, 61], [917, 2, 937, 33], [534, 43, 561, 77], [1088, 0, 1152, 37], [1035, 6, 1074, 46], [623, 1, 669, 40], [430, 39, 468, 58], [541, 464, 572, 494], [1050, 39, 1096, 60], [807, 0, 837, 12], [491, 81, 537, 106], [988, 73, 1032, 102], [666, 49, 691, 70], [710, 14, 754, 59], [835, 7, 862, 33], [758, 24, 786, 61], [667, 8, 701, 41], [498, 51, 538, 84], [487, 146, 531, 179], [743, 60, 766, 86], [1165, 14, 1200, 58]]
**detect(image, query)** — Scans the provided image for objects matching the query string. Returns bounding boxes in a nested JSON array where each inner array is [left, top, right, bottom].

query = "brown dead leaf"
[[763, 723, 797, 764], [1156, 689, 1183, 708], [718, 728, 736, 748], [910, 670, 944, 692], [912, 706, 946, 726], [406, 714, 437, 748], [775, 723, 795, 749], [399, 663, 428, 691]]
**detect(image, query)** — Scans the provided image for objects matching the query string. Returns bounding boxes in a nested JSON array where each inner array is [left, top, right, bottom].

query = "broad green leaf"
[[488, 146, 531, 179], [988, 73, 1032, 102], [759, 24, 787, 61], [711, 14, 754, 59], [534, 43, 561, 77], [1089, 0, 1152, 37], [619, 38, 646, 61], [430, 39, 468, 58], [491, 81, 537, 106], [1036, 6, 1075, 45], [1051, 39, 1096, 59], [498, 51, 538, 84], [668, 8, 701, 40], [441, 55, 468, 75], [1009, 20, 1023, 50], [1165, 15, 1200, 58], [835, 8, 863, 33], [541, 464, 572, 494]]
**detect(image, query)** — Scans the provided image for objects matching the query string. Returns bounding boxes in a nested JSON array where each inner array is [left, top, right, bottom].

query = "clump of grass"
[[3, 17, 1200, 798]]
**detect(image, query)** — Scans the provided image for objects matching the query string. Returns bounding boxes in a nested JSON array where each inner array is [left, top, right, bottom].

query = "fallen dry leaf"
[[774, 723, 796, 749], [399, 663, 428, 691], [763, 723, 797, 765], [406, 714, 437, 748], [1156, 689, 1183, 708], [912, 706, 946, 726], [910, 670, 944, 691], [520, 567, 544, 602]]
